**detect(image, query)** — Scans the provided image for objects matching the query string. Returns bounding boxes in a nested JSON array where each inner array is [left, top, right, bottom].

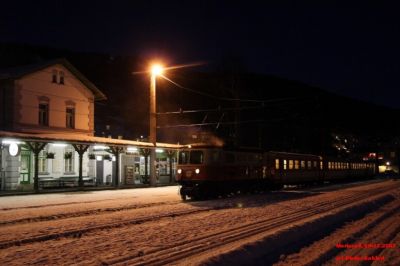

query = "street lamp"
[[149, 63, 164, 186]]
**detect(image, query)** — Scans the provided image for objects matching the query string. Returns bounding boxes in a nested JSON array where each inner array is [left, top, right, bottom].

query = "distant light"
[[2, 139, 23, 144], [195, 168, 200, 174], [96, 156, 103, 161], [188, 145, 192, 149], [156, 149, 164, 153], [127, 147, 138, 152], [94, 145, 108, 150], [177, 169, 182, 174], [52, 143, 67, 147], [151, 64, 164, 76], [386, 161, 390, 166]]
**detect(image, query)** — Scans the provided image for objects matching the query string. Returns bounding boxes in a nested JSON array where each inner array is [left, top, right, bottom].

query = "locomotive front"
[[176, 148, 209, 199]]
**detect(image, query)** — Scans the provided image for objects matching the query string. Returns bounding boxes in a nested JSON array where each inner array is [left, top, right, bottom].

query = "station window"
[[289, 160, 294, 170], [52, 69, 57, 83], [64, 147, 74, 174], [59, 71, 65, 84], [294, 160, 299, 170], [39, 103, 49, 126], [66, 107, 75, 129], [275, 159, 280, 170], [38, 150, 47, 173]]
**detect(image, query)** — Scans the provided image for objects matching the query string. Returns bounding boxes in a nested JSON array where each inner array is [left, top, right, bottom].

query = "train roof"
[[267, 151, 321, 159]]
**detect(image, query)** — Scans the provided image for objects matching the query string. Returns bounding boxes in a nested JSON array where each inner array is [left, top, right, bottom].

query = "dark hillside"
[[1, 43, 398, 156]]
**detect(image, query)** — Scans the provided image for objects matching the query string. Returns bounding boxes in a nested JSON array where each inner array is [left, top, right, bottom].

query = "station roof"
[[0, 131, 182, 150]]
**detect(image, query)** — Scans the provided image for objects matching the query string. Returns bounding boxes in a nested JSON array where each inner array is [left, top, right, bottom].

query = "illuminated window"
[[301, 160, 305, 169], [328, 162, 331, 169], [313, 161, 317, 168], [38, 150, 47, 173], [283, 159, 287, 170], [307, 161, 312, 169], [294, 160, 299, 170], [289, 160, 294, 170], [275, 159, 280, 170], [64, 147, 74, 174], [320, 161, 323, 170]]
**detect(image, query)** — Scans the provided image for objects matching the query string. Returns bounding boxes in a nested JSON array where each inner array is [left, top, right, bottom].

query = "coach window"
[[320, 161, 323, 170], [283, 159, 287, 170], [190, 151, 204, 164], [289, 160, 293, 170], [313, 161, 317, 169], [294, 160, 299, 170], [275, 159, 280, 170], [300, 160, 305, 169], [212, 151, 219, 162], [307, 161, 312, 169]]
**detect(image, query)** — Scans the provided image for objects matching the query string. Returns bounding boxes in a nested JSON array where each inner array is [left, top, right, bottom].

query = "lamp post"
[[149, 64, 163, 186]]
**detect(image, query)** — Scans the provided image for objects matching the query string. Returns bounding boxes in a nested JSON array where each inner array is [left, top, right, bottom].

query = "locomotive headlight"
[[177, 169, 182, 174], [195, 168, 200, 174]]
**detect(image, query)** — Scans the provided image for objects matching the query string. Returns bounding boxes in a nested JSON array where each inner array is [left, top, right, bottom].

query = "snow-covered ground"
[[0, 179, 398, 265]]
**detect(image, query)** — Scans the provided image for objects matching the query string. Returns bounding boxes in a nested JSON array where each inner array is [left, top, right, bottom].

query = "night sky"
[[1, 1, 399, 108]]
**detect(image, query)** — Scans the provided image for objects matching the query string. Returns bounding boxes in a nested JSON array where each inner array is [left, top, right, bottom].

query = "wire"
[[157, 119, 266, 128], [161, 74, 266, 103], [156, 97, 314, 115]]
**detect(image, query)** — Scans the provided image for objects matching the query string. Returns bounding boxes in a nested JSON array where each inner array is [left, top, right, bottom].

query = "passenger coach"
[[176, 144, 376, 200]]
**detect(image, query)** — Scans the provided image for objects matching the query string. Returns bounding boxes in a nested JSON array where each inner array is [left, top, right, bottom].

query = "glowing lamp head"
[[151, 64, 164, 76]]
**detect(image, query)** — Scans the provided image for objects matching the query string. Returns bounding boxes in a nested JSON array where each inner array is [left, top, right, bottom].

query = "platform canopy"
[[0, 131, 182, 150]]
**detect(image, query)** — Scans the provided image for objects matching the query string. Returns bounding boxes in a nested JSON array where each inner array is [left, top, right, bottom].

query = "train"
[[175, 144, 376, 200]]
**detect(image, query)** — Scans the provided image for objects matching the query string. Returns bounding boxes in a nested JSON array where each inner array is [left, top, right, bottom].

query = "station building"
[[0, 59, 180, 191]]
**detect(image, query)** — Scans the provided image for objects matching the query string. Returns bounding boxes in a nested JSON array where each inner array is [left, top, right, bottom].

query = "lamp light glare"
[[151, 64, 163, 76]]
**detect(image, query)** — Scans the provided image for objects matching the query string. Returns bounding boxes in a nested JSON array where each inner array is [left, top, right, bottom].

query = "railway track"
[[102, 182, 399, 266], [0, 200, 182, 226], [0, 204, 220, 249]]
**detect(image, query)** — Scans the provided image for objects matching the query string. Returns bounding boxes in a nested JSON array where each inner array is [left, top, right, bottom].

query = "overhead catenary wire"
[[160, 74, 267, 103], [156, 96, 314, 115]]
